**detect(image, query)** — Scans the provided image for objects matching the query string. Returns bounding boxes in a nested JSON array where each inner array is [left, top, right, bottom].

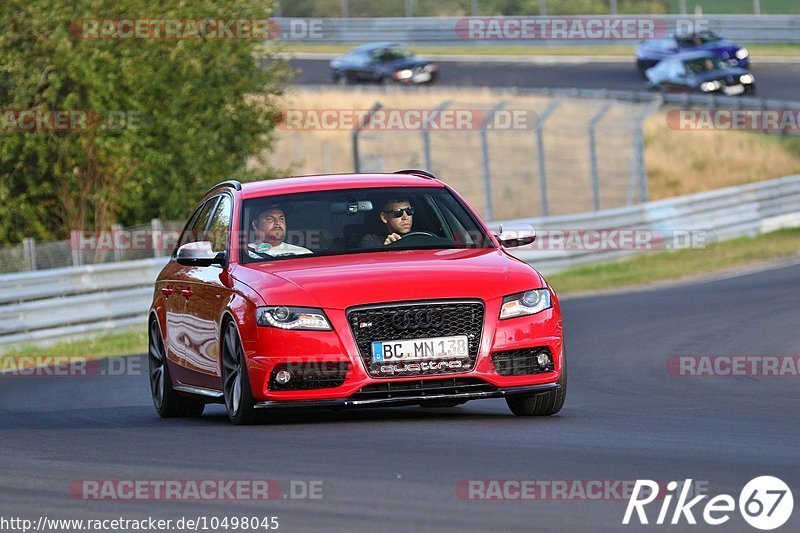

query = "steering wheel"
[[400, 231, 436, 239]]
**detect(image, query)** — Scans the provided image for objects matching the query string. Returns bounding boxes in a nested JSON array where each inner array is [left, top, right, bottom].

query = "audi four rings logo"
[[391, 310, 445, 330]]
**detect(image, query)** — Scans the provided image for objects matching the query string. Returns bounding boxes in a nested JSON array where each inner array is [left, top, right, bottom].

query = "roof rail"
[[206, 180, 243, 195], [393, 169, 438, 180]]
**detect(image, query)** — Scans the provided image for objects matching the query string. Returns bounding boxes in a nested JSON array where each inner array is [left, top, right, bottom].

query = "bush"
[[0, 0, 291, 243]]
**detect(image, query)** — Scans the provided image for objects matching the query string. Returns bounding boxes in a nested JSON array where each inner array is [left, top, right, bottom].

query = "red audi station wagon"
[[148, 170, 565, 424]]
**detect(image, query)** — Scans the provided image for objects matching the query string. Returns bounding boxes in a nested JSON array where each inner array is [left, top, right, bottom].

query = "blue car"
[[329, 43, 438, 85], [636, 30, 749, 76], [645, 51, 756, 96]]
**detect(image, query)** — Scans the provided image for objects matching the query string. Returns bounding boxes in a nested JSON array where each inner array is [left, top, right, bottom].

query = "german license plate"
[[371, 335, 469, 363], [724, 84, 745, 95]]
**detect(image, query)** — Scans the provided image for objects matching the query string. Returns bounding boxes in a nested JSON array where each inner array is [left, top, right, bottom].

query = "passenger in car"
[[247, 205, 312, 257]]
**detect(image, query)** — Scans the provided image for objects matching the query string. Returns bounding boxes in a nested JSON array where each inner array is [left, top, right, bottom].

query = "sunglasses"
[[383, 207, 415, 218]]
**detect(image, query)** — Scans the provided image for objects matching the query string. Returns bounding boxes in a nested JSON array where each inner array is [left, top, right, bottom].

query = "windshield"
[[239, 186, 494, 263], [676, 31, 721, 47], [684, 56, 730, 74], [372, 46, 412, 63]]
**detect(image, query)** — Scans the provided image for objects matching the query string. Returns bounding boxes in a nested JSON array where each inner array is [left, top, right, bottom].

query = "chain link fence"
[[344, 92, 660, 220], [0, 219, 183, 274], [272, 91, 660, 220]]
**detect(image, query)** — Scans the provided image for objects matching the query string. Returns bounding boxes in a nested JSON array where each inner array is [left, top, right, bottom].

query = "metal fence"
[[276, 1, 798, 18], [0, 219, 183, 274], [349, 93, 659, 219], [272, 87, 800, 221], [273, 15, 800, 44]]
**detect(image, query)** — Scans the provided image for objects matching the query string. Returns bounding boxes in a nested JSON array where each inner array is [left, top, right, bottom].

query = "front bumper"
[[243, 297, 563, 404], [253, 381, 560, 410]]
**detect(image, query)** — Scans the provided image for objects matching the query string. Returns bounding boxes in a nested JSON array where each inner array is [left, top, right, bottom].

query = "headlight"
[[500, 289, 552, 320], [394, 69, 413, 80], [423, 63, 437, 72], [700, 81, 721, 92], [735, 48, 749, 60], [740, 74, 754, 84], [256, 306, 332, 330]]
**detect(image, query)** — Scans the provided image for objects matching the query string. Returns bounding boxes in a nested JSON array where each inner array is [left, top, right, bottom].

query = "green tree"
[[0, 0, 290, 243]]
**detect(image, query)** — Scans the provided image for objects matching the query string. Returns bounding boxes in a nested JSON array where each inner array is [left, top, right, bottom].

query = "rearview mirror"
[[488, 223, 536, 248], [329, 201, 373, 215], [176, 241, 225, 267]]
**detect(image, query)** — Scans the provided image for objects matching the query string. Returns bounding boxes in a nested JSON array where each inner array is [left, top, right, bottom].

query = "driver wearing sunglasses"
[[359, 198, 415, 248]]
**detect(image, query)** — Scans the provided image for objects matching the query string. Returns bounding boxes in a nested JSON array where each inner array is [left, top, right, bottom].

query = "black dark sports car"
[[329, 42, 438, 85], [645, 51, 756, 96]]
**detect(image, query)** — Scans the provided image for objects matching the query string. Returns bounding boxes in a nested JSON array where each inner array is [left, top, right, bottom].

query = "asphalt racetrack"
[[291, 57, 800, 101], [1, 263, 799, 532]]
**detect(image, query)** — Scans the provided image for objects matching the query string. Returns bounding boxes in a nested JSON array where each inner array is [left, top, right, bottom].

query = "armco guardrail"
[[509, 173, 800, 273], [0, 258, 167, 346], [275, 16, 800, 45], [1, 174, 799, 347]]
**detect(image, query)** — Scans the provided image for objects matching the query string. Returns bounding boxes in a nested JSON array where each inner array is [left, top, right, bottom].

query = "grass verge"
[[2, 326, 147, 358], [280, 43, 800, 58], [547, 227, 800, 293], [3, 228, 800, 358]]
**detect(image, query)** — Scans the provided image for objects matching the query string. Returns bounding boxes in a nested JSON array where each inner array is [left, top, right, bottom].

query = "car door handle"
[[181, 289, 193, 299], [161, 287, 174, 297]]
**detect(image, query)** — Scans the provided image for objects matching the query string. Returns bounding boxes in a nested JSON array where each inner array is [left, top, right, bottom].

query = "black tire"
[[148, 318, 205, 418], [505, 348, 567, 417], [221, 321, 258, 425]]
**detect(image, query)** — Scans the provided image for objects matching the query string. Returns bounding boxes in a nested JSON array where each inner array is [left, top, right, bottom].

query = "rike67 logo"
[[623, 476, 793, 530]]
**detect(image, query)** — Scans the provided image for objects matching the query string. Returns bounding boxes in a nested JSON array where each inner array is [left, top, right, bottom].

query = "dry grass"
[[255, 87, 800, 218], [645, 110, 800, 199]]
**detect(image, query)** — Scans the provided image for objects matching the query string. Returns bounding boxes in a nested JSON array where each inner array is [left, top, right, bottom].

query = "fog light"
[[275, 370, 293, 384], [536, 352, 551, 369]]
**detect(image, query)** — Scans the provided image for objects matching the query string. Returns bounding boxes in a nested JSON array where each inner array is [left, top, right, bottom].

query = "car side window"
[[179, 197, 219, 248], [207, 195, 232, 254]]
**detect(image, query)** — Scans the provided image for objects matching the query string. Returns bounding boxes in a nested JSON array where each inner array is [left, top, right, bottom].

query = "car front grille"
[[491, 347, 554, 376], [349, 377, 495, 402], [268, 361, 350, 391], [347, 301, 484, 378]]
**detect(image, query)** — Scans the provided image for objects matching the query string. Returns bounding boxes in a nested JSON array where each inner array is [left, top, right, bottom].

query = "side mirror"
[[489, 223, 536, 248], [176, 241, 225, 267]]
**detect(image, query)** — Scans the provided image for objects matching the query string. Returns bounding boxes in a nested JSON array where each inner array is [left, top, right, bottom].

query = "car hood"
[[696, 39, 739, 55], [233, 248, 543, 310], [636, 41, 677, 60]]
